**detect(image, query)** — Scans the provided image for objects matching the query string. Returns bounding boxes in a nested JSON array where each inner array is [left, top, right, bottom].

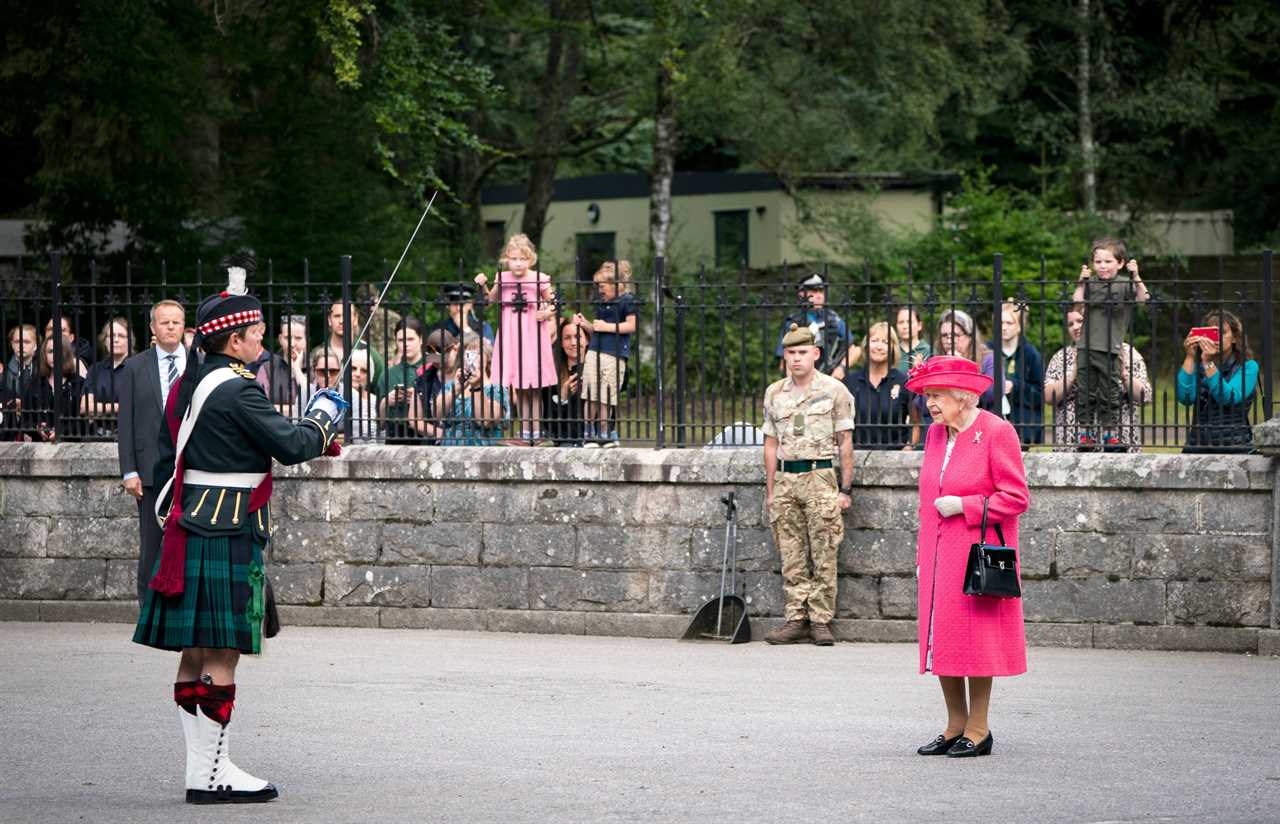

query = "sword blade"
[[339, 189, 440, 375]]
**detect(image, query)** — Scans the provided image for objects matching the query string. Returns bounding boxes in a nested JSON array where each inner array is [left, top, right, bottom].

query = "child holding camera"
[[574, 261, 637, 448], [435, 338, 510, 446], [1070, 237, 1149, 448]]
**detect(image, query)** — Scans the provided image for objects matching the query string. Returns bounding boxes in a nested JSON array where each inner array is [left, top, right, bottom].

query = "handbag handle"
[[979, 496, 1007, 547]]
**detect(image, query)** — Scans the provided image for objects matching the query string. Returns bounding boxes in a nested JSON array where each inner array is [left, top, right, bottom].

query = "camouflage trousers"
[[768, 467, 843, 623]]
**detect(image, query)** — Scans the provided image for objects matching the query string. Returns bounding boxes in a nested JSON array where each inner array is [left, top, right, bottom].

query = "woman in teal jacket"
[[1177, 310, 1259, 453]]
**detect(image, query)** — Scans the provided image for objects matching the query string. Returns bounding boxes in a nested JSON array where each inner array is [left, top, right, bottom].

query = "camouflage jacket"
[[762, 370, 855, 459]]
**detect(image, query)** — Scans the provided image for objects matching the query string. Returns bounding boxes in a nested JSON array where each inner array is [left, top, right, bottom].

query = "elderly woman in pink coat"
[[906, 355, 1029, 758]]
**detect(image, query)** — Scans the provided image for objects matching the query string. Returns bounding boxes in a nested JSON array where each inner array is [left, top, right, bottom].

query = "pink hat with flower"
[[905, 355, 993, 395]]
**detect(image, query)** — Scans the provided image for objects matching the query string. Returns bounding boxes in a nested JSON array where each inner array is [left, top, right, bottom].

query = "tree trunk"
[[520, 0, 584, 249], [444, 20, 486, 265], [649, 62, 677, 260], [1077, 0, 1096, 214], [448, 123, 486, 265]]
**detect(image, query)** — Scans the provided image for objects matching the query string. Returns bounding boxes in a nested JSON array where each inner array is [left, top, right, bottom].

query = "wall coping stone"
[[1256, 416, 1280, 456], [0, 442, 1274, 491]]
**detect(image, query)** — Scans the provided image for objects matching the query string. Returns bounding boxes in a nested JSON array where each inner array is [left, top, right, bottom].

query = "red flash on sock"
[[173, 680, 201, 715], [193, 682, 237, 725]]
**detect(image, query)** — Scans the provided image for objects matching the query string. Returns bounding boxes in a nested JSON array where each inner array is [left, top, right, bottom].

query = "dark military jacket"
[[154, 353, 335, 537]]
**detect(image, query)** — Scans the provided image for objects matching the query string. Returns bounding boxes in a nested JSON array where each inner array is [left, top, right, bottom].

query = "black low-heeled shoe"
[[946, 732, 993, 757], [916, 733, 963, 756]]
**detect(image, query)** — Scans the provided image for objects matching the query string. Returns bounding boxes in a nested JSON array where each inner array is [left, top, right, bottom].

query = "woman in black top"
[[544, 317, 590, 445], [21, 335, 86, 441], [842, 322, 912, 450], [81, 316, 135, 436]]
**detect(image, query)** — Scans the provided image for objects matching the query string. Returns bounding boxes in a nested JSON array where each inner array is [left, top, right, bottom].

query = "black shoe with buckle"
[[946, 732, 993, 758], [916, 733, 963, 756]]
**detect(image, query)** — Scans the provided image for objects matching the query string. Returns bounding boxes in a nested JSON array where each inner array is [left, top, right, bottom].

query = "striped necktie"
[[164, 354, 178, 400]]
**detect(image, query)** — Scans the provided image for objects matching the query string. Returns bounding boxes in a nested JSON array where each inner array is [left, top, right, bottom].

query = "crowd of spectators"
[[0, 236, 1269, 454], [768, 238, 1265, 454]]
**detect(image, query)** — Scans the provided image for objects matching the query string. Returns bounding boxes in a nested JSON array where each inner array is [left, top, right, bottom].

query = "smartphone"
[[1189, 326, 1221, 343], [464, 349, 479, 372]]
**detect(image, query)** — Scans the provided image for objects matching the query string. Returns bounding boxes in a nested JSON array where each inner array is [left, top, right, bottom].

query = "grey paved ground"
[[1, 622, 1278, 824]]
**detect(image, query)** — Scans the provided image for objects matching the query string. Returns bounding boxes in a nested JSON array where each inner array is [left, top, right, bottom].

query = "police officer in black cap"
[[774, 273, 853, 375], [433, 282, 494, 343], [132, 258, 346, 805]]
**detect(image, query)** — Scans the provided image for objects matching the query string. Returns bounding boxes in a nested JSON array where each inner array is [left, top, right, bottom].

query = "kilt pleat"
[[133, 532, 265, 654]]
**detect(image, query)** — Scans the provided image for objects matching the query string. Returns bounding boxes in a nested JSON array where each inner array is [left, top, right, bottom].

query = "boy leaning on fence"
[[1071, 237, 1150, 449], [574, 260, 637, 448]]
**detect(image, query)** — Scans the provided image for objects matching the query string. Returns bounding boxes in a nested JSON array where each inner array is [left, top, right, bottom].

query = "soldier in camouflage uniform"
[[762, 323, 856, 645]]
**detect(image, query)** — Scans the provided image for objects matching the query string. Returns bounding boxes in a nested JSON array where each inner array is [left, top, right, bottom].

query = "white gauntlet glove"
[[934, 496, 963, 518], [304, 387, 349, 428]]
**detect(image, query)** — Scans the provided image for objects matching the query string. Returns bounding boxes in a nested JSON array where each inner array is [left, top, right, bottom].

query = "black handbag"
[[963, 497, 1022, 599]]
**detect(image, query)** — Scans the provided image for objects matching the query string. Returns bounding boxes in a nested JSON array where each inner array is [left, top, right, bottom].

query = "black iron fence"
[[0, 251, 1273, 453]]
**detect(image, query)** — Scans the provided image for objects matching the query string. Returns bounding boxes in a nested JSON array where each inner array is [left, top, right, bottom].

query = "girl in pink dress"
[[475, 234, 558, 443]]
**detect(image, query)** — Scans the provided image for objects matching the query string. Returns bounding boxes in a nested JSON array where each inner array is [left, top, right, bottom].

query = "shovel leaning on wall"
[[679, 491, 751, 644]]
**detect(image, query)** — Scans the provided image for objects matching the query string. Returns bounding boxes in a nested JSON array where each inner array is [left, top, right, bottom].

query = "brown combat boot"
[[765, 618, 811, 645], [809, 621, 835, 646]]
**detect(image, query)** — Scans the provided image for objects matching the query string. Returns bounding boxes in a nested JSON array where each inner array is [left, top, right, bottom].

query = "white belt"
[[183, 470, 267, 489]]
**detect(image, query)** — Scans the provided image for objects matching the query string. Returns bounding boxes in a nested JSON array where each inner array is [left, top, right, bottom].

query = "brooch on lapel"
[[973, 430, 984, 444]]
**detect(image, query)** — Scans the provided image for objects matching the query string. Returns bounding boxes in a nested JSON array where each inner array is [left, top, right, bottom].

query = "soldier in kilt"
[[133, 261, 345, 804]]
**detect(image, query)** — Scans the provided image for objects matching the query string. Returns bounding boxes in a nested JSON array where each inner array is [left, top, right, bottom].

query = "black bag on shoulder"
[[963, 497, 1022, 599]]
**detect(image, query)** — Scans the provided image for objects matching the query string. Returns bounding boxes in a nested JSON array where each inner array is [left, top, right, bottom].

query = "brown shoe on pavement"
[[810, 622, 835, 646], [765, 618, 811, 645]]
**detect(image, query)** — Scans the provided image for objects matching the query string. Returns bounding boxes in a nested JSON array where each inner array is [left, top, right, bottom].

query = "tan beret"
[[781, 322, 817, 348]]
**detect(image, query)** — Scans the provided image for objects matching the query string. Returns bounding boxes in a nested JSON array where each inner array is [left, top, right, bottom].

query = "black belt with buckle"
[[777, 459, 833, 473]]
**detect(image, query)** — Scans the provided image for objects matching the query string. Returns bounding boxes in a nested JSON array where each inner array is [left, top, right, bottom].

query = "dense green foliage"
[[898, 171, 1111, 283], [1, 0, 1277, 279]]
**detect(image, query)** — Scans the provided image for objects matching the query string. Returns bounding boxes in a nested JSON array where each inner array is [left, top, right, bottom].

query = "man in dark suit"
[[118, 299, 187, 603]]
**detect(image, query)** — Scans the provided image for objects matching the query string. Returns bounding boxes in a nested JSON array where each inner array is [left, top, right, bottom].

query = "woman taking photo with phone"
[[545, 317, 590, 445], [1178, 310, 1259, 454]]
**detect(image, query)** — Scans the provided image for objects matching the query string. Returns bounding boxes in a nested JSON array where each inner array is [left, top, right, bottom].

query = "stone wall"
[[0, 443, 1276, 654]]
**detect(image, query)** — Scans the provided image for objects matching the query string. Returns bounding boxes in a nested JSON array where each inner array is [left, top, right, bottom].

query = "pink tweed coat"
[[916, 410, 1029, 677]]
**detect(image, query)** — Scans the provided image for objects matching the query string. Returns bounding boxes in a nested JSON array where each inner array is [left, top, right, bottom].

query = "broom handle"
[[715, 514, 729, 636], [719, 491, 739, 636], [728, 510, 737, 600]]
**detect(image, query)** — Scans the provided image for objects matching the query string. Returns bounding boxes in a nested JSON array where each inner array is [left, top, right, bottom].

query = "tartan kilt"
[[133, 531, 268, 654]]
